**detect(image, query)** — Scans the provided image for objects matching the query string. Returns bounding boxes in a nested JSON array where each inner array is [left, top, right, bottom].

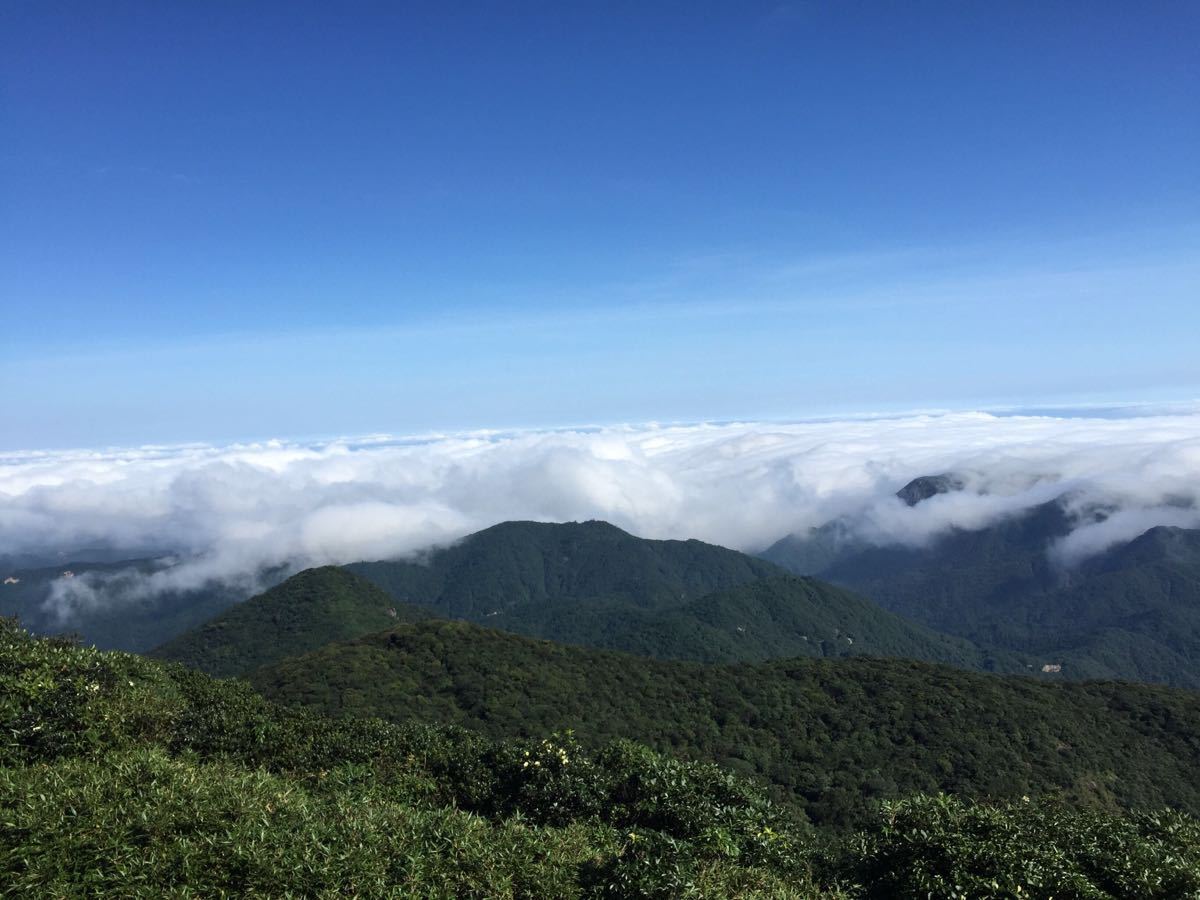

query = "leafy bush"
[[0, 620, 179, 764], [835, 793, 1200, 899], [0, 748, 614, 898]]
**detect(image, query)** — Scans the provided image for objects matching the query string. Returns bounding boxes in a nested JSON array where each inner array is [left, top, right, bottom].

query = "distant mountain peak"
[[896, 474, 966, 507], [151, 565, 430, 677], [469, 519, 631, 540], [1100, 524, 1200, 569]]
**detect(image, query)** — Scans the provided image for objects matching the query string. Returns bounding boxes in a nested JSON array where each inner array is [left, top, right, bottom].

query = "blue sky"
[[2, 1, 1197, 449]]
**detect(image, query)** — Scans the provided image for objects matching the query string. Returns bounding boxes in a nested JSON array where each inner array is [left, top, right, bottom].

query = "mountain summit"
[[895, 473, 966, 507], [156, 519, 1015, 677]]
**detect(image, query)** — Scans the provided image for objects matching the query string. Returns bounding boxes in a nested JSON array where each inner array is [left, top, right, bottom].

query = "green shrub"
[[0, 747, 613, 898], [837, 793, 1200, 899], [0, 619, 179, 765]]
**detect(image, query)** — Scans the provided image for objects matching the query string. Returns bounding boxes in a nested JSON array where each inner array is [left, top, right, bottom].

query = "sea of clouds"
[[3, 407, 1200, 616]]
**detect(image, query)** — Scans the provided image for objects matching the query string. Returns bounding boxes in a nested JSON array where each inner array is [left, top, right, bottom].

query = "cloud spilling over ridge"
[[3, 408, 1200, 614]]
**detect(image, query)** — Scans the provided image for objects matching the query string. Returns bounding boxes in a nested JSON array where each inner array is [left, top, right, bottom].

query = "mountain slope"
[[1, 618, 818, 896], [157, 520, 1019, 677], [347, 519, 783, 618], [250, 617, 1200, 829], [1029, 526, 1200, 683], [495, 574, 1024, 670], [151, 567, 429, 677], [344, 519, 1020, 672], [762, 477, 1200, 687]]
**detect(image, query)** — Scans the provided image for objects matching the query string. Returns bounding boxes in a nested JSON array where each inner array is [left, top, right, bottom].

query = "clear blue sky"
[[2, 1, 1197, 449]]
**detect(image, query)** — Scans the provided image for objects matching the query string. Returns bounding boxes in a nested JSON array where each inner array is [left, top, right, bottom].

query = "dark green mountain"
[[497, 574, 1023, 670], [157, 520, 1021, 676], [1031, 526, 1200, 684], [347, 519, 783, 618], [250, 616, 1200, 829], [762, 477, 1200, 687], [803, 498, 1074, 639], [151, 566, 430, 677], [347, 519, 1026, 670]]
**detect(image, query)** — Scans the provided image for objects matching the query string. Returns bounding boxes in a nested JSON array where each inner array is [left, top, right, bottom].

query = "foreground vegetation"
[[5, 619, 1200, 896], [251, 618, 1200, 829]]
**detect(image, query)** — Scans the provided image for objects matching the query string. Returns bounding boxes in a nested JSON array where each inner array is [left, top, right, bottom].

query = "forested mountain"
[[762, 477, 1200, 687], [250, 616, 1200, 830], [502, 574, 1023, 670], [344, 519, 1023, 671], [155, 521, 1023, 676], [151, 567, 429, 677], [10, 619, 1198, 897], [347, 519, 783, 617]]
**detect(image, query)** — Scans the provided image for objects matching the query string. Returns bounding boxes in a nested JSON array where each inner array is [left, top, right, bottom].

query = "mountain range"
[[145, 515, 1200, 830], [154, 520, 1023, 677], [762, 475, 1200, 687], [17, 489, 1200, 689], [12, 503, 1200, 892]]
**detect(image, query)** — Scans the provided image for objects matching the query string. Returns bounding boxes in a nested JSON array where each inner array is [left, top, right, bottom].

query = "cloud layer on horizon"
[[3, 408, 1200, 615]]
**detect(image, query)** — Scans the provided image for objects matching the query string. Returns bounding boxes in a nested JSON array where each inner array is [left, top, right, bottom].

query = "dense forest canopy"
[[249, 617, 1200, 830], [764, 479, 1200, 688], [5, 619, 1199, 897], [10, 514, 1200, 893]]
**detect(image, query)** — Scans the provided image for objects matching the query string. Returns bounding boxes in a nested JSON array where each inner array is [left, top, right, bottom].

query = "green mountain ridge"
[[762, 478, 1200, 687], [505, 574, 1021, 670], [156, 520, 1022, 675], [150, 567, 430, 677], [249, 614, 1200, 830], [346, 519, 784, 617], [347, 519, 1024, 670]]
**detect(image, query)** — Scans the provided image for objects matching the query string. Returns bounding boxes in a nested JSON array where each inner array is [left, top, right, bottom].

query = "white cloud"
[[1051, 506, 1200, 564], [3, 407, 1200, 615]]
